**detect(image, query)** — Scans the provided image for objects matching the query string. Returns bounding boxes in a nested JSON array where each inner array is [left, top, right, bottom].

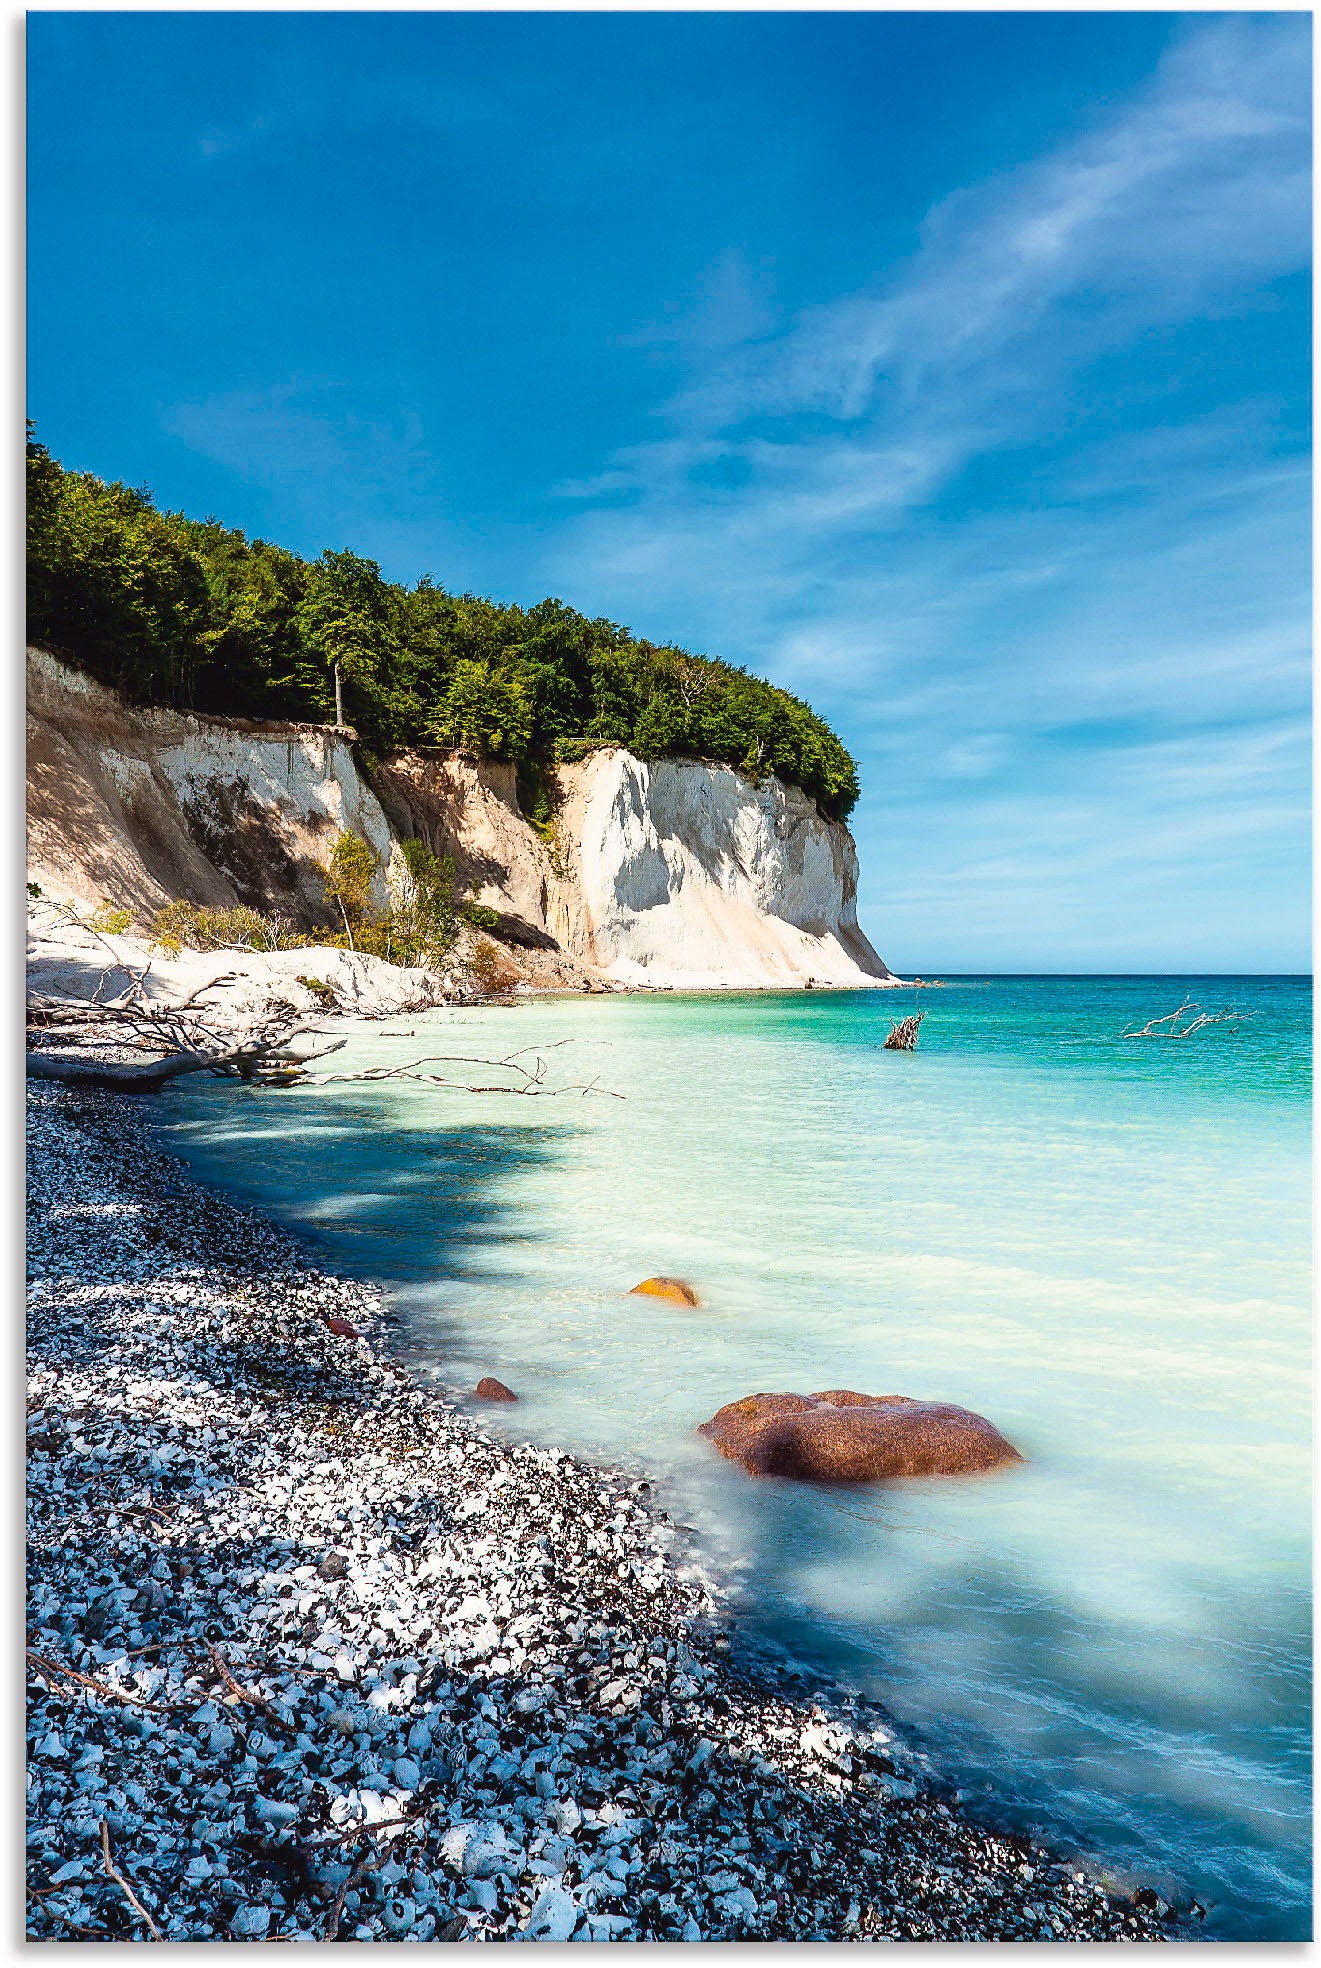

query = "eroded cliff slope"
[[27, 648, 891, 990]]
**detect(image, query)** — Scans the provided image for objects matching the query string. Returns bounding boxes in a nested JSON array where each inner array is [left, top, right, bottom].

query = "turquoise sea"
[[157, 976, 1312, 1940]]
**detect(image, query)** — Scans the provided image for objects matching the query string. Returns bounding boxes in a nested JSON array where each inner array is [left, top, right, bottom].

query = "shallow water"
[[158, 976, 1311, 1939]]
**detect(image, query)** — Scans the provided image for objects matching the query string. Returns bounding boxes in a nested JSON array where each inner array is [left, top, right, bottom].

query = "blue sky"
[[28, 11, 1310, 972]]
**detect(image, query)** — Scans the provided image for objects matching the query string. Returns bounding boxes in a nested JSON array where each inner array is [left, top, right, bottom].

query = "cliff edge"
[[26, 648, 891, 991]]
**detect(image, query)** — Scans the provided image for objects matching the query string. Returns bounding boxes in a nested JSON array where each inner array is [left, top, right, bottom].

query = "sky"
[[27, 11, 1311, 973]]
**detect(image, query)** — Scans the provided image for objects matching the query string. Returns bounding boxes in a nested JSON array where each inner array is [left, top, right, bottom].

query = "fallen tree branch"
[[1122, 998, 1258, 1039], [26, 1647, 178, 1715], [27, 1044, 261, 1091], [204, 1643, 297, 1738], [324, 1848, 379, 1943], [300, 1808, 431, 1852], [313, 1065, 623, 1097], [27, 948, 613, 1100], [310, 1044, 623, 1098], [26, 1029, 347, 1093], [100, 1819, 163, 1941]]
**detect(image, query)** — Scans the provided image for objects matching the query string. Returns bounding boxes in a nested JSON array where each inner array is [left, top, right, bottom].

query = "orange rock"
[[698, 1389, 1023, 1484], [323, 1316, 360, 1340], [474, 1376, 519, 1403], [628, 1276, 701, 1307]]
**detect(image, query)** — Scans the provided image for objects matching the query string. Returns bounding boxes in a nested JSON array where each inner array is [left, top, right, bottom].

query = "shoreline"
[[26, 1081, 1175, 1943]]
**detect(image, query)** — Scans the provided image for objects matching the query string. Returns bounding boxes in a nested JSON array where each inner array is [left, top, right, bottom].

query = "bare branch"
[[324, 1849, 378, 1943], [204, 1643, 297, 1738], [29, 896, 154, 997], [308, 1046, 623, 1097], [27, 1646, 177, 1715], [29, 1044, 265, 1091], [100, 1819, 163, 1941], [27, 1026, 347, 1092], [1122, 999, 1258, 1039]]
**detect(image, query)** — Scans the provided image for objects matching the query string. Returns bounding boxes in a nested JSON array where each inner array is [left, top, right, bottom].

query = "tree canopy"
[[26, 428, 860, 821]]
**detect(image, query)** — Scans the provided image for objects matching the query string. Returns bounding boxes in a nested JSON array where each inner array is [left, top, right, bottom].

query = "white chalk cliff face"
[[27, 648, 891, 990], [553, 751, 889, 988], [26, 647, 403, 922]]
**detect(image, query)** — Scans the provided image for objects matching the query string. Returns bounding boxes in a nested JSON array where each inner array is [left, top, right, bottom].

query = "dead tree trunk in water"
[[883, 1012, 926, 1052]]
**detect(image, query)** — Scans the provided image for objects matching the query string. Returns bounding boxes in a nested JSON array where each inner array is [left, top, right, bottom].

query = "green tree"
[[323, 830, 378, 946], [395, 837, 461, 960], [431, 659, 532, 760], [185, 526, 310, 717], [27, 435, 210, 702], [296, 550, 407, 746]]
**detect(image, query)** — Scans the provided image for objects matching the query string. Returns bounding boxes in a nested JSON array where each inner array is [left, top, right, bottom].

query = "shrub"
[[149, 900, 301, 955], [296, 975, 338, 1006], [468, 937, 521, 998], [392, 837, 462, 965], [87, 900, 132, 934], [461, 901, 501, 932], [323, 831, 378, 942]]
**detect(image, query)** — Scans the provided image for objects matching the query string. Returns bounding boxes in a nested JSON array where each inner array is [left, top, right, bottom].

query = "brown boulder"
[[698, 1389, 1023, 1484], [629, 1276, 701, 1307], [323, 1315, 360, 1340], [474, 1376, 519, 1403]]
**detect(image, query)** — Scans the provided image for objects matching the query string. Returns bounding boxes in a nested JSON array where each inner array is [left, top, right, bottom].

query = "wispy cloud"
[[544, 14, 1310, 969], [163, 380, 457, 564]]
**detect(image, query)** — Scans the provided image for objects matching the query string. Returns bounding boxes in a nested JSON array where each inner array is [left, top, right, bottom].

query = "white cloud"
[[541, 14, 1310, 970], [163, 380, 464, 569]]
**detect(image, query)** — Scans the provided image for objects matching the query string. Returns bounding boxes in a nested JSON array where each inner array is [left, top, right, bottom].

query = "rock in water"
[[629, 1276, 701, 1307], [473, 1376, 518, 1402], [698, 1390, 1023, 1483]]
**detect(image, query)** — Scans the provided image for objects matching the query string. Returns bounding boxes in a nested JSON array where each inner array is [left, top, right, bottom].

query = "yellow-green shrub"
[[87, 900, 132, 934]]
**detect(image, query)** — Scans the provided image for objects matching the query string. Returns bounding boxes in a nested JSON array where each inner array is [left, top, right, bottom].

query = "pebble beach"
[[25, 1081, 1174, 1943]]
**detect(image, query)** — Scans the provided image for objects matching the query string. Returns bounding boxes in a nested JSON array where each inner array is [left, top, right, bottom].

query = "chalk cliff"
[[554, 751, 887, 988], [26, 648, 891, 990]]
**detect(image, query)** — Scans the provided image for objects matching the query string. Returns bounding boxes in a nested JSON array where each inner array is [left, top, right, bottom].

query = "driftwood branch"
[[204, 1643, 297, 1738], [28, 1044, 264, 1091], [26, 1032, 347, 1093], [26, 1647, 178, 1715], [311, 1044, 623, 1099], [27, 960, 350, 1093], [1122, 997, 1258, 1039], [28, 909, 617, 1100], [99, 1819, 163, 1941]]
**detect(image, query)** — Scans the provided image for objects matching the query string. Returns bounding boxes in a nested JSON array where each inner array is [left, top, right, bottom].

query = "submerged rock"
[[474, 1376, 519, 1402], [629, 1276, 701, 1307], [698, 1390, 1023, 1483]]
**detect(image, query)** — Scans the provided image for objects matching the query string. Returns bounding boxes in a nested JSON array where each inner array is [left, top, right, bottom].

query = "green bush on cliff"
[[148, 833, 467, 971], [26, 426, 860, 820], [149, 901, 314, 956], [323, 831, 379, 945]]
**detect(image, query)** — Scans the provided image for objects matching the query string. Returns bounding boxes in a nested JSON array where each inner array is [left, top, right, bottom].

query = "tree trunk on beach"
[[26, 1040, 324, 1092]]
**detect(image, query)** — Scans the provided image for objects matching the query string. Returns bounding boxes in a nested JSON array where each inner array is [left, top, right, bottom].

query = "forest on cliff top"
[[26, 430, 859, 822]]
